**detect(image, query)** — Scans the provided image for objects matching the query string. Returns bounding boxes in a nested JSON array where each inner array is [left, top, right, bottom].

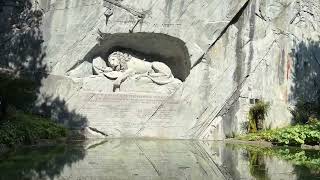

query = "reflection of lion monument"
[[92, 51, 177, 91]]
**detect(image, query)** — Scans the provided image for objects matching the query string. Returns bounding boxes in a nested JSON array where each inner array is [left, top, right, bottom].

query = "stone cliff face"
[[207, 0, 320, 138], [14, 0, 320, 139]]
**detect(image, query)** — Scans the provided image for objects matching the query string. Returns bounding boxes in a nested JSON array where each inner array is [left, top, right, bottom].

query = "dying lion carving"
[[92, 51, 175, 91]]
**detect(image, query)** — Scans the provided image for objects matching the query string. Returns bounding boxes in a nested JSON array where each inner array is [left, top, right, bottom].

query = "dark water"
[[0, 140, 319, 180]]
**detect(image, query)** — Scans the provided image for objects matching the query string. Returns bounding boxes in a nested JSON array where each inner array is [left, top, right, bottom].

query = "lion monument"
[[92, 51, 178, 91]]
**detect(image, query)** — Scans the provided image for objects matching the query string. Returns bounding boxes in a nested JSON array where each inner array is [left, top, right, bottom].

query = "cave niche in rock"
[[84, 33, 190, 81]]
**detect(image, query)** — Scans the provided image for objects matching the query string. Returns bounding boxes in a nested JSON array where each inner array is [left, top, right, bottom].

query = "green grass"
[[237, 122, 320, 146], [0, 111, 68, 146]]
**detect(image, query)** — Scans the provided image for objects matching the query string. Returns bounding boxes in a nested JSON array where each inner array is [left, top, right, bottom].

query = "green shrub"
[[0, 111, 67, 146], [248, 101, 270, 133], [0, 74, 37, 112], [238, 122, 320, 146]]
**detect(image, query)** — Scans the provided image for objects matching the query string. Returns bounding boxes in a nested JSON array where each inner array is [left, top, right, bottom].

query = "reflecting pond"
[[0, 140, 320, 180]]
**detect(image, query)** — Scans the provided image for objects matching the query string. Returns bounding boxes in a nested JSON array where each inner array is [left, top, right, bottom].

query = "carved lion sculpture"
[[92, 51, 175, 91]]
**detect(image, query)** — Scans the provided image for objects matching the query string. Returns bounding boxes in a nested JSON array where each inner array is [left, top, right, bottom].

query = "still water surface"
[[0, 139, 319, 180]]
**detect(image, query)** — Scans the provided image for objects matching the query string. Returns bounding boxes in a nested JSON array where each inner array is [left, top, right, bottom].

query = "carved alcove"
[[63, 33, 192, 137], [83, 32, 191, 81]]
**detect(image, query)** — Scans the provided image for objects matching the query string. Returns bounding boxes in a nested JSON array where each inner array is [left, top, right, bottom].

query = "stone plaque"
[[78, 92, 180, 136]]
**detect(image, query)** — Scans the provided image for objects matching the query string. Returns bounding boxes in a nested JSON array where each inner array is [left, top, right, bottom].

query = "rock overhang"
[[83, 32, 191, 81]]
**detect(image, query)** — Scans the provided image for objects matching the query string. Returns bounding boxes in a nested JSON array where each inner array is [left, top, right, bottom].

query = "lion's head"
[[107, 51, 131, 71]]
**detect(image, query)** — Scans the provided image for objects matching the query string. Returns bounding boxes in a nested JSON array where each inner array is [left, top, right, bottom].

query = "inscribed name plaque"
[[78, 92, 180, 137]]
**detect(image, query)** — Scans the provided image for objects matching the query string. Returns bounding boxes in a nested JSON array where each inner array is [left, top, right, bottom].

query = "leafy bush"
[[248, 101, 270, 133], [291, 100, 320, 124], [238, 122, 320, 146], [0, 111, 67, 146], [0, 73, 37, 112]]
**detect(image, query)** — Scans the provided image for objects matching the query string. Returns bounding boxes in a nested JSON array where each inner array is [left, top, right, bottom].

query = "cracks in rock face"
[[246, 0, 257, 77], [197, 39, 278, 138], [289, 10, 315, 25], [135, 93, 175, 136], [191, 0, 250, 70], [55, 10, 106, 73], [103, 0, 146, 33], [272, 28, 299, 41], [188, 1, 251, 138], [43, 2, 101, 14], [228, 39, 278, 111], [190, 0, 287, 139], [129, 18, 143, 33], [255, 13, 266, 22], [88, 127, 109, 137], [289, 1, 319, 30], [104, 8, 114, 26], [104, 0, 145, 18], [255, 7, 270, 22]]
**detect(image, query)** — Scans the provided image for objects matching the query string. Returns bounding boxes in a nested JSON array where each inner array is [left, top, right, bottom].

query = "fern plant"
[[248, 101, 270, 133]]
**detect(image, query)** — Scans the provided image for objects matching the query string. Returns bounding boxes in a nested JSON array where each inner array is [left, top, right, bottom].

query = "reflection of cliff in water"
[[1, 140, 320, 179], [224, 144, 320, 180], [0, 144, 86, 180]]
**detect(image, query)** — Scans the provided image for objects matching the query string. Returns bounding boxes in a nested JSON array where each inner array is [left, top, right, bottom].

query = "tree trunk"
[[0, 96, 7, 120]]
